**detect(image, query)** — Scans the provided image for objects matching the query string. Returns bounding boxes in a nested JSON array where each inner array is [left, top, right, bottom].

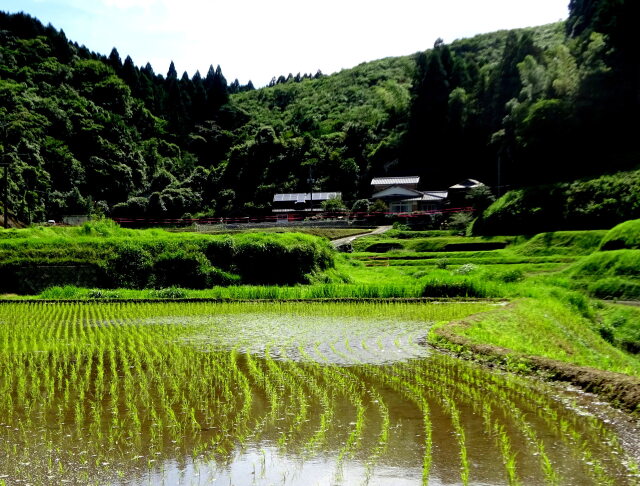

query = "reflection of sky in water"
[[151, 314, 432, 365], [129, 446, 431, 486]]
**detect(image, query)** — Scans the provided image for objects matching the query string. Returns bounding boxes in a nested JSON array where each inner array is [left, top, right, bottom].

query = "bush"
[[232, 233, 333, 284], [448, 211, 474, 233], [351, 199, 370, 214], [106, 244, 153, 289], [151, 287, 188, 299], [39, 285, 84, 299], [153, 250, 212, 289], [203, 237, 235, 270], [454, 264, 478, 275]]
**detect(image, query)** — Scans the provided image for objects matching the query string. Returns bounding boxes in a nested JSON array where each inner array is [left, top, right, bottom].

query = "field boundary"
[[0, 297, 508, 304], [431, 314, 640, 416]]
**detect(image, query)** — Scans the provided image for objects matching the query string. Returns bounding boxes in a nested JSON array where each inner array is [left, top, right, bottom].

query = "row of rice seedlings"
[[451, 358, 630, 483], [410, 357, 564, 485], [411, 354, 631, 485]]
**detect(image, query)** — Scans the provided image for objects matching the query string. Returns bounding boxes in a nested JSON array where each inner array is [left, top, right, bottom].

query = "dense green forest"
[[0, 0, 638, 223]]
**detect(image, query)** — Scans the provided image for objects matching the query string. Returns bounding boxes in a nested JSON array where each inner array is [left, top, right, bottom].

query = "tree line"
[[0, 1, 637, 223]]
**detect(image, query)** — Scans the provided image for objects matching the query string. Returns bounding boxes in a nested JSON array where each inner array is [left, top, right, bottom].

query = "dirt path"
[[331, 225, 392, 249]]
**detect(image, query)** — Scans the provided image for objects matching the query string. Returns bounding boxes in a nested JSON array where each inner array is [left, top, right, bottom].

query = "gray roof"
[[449, 179, 483, 190], [273, 192, 341, 203], [371, 176, 420, 186], [403, 191, 448, 202]]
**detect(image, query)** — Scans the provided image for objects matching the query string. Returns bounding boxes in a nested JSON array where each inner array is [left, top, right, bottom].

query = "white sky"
[[4, 0, 568, 86]]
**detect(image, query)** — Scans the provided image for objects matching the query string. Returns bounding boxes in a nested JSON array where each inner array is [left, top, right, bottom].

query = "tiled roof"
[[273, 192, 341, 202], [371, 176, 420, 186]]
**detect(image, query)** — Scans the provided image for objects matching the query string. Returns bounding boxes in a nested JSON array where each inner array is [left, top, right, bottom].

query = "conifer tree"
[[166, 61, 178, 80], [108, 47, 122, 71]]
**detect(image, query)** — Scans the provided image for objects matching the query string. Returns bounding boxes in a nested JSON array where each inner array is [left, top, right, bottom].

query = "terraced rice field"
[[0, 302, 637, 485]]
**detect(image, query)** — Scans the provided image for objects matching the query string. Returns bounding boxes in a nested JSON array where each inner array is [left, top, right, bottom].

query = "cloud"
[[102, 0, 158, 9]]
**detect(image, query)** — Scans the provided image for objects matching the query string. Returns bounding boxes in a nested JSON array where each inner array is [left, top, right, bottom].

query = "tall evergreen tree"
[[108, 47, 122, 72], [166, 61, 178, 80]]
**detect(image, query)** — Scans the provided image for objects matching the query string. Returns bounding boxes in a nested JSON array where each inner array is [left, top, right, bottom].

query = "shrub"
[[153, 250, 212, 289], [474, 170, 640, 235], [435, 257, 449, 269], [106, 244, 153, 289], [151, 287, 188, 299], [203, 237, 235, 270], [351, 199, 370, 214], [232, 233, 333, 284], [447, 211, 474, 233], [39, 285, 83, 299]]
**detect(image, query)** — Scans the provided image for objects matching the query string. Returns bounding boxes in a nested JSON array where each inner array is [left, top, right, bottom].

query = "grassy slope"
[[349, 227, 640, 381]]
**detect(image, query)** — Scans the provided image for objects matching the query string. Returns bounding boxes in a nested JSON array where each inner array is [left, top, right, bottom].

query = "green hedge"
[[0, 227, 335, 293]]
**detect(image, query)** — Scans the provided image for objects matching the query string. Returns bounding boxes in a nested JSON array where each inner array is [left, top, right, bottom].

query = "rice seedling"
[[0, 301, 635, 485]]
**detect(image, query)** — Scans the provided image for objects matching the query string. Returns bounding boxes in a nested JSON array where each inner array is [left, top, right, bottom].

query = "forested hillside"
[[0, 0, 638, 223]]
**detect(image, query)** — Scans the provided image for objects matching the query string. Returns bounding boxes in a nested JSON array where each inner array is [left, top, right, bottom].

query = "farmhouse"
[[272, 192, 342, 213], [370, 176, 447, 213]]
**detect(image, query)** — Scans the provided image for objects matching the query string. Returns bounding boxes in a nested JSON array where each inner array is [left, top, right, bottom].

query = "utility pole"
[[0, 159, 8, 229], [307, 167, 315, 215]]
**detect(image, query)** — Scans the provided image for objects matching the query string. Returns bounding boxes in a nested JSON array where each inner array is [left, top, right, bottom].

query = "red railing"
[[112, 207, 474, 226]]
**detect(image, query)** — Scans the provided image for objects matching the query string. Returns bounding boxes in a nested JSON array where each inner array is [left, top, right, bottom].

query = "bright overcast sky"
[[4, 0, 568, 87]]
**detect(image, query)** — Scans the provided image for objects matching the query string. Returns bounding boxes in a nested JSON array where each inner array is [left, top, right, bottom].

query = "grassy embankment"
[[0, 219, 335, 292]]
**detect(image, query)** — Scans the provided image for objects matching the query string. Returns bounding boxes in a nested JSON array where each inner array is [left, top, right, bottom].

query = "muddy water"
[[0, 306, 638, 485]]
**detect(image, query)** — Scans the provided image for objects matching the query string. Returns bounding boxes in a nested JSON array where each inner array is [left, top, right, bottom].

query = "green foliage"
[[422, 276, 488, 298], [321, 195, 347, 212], [106, 244, 154, 289], [447, 211, 474, 233], [0, 225, 334, 291], [0, 10, 638, 232], [476, 171, 640, 234], [153, 250, 213, 289]]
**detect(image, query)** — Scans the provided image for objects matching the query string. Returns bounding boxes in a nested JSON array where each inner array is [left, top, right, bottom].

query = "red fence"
[[112, 207, 474, 227]]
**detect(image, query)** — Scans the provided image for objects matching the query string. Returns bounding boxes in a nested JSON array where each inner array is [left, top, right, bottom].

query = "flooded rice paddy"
[[0, 301, 638, 485]]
